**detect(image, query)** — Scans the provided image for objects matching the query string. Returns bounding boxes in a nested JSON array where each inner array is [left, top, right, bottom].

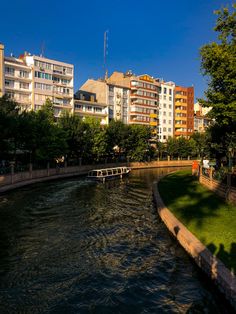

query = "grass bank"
[[158, 170, 236, 274]]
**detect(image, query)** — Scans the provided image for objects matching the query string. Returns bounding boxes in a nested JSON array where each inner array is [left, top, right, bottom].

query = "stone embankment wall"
[[199, 167, 236, 204], [153, 181, 236, 310], [0, 160, 192, 193]]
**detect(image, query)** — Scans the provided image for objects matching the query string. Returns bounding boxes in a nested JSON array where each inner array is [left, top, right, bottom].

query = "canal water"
[[0, 167, 231, 313]]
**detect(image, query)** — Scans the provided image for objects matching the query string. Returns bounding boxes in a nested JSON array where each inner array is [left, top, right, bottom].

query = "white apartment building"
[[158, 81, 175, 142], [4, 55, 32, 110], [0, 43, 74, 116]]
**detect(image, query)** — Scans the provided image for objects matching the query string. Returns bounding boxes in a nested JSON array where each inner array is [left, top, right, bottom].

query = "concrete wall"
[[153, 181, 236, 310]]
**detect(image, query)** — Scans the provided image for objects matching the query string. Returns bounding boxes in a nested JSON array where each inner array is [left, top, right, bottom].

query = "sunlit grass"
[[158, 170, 236, 274]]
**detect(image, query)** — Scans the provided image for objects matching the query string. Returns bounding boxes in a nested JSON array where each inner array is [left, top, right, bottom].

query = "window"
[[169, 89, 172, 95], [168, 128, 172, 132], [163, 103, 166, 108], [169, 112, 172, 117], [95, 107, 102, 113], [5, 79, 14, 87], [6, 91, 14, 98], [163, 119, 166, 124], [35, 105, 42, 111], [168, 120, 172, 124], [169, 97, 172, 101], [86, 106, 93, 112], [169, 104, 172, 109], [164, 87, 167, 94], [35, 82, 52, 90], [109, 86, 114, 92], [19, 70, 29, 78], [35, 71, 52, 80], [163, 111, 166, 116], [5, 67, 15, 76], [20, 82, 29, 89], [163, 127, 167, 132]]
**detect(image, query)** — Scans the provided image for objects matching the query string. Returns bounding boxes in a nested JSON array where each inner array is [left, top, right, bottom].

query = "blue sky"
[[0, 0, 233, 100]]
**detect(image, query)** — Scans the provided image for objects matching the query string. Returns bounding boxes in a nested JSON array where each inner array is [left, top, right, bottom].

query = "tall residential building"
[[0, 43, 74, 116], [159, 81, 175, 142], [107, 71, 160, 135], [74, 90, 109, 125], [174, 86, 194, 138], [80, 77, 130, 124]]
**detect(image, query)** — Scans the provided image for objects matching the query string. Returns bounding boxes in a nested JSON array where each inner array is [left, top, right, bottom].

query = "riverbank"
[[153, 170, 236, 310], [0, 159, 192, 194]]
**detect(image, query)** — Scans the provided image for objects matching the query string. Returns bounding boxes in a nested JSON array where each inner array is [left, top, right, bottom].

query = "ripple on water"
[[0, 168, 232, 313]]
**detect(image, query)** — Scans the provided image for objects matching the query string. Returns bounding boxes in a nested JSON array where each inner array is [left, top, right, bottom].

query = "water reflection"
[[0, 167, 231, 313]]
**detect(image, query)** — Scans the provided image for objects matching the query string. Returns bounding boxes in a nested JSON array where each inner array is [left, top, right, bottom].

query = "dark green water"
[[0, 168, 232, 313]]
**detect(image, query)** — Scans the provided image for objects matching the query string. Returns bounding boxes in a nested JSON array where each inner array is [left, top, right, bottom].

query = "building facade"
[[158, 81, 175, 142], [174, 86, 194, 138], [0, 43, 74, 116], [80, 77, 130, 124], [74, 90, 108, 125]]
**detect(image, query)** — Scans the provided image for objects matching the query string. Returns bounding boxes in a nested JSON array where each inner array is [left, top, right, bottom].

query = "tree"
[[166, 137, 178, 159], [190, 132, 210, 160], [199, 4, 236, 125], [83, 117, 108, 162], [125, 125, 152, 161], [0, 95, 20, 160], [199, 4, 236, 165], [106, 120, 128, 158]]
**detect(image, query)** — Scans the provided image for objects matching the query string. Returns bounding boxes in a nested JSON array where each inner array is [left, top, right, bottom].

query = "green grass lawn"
[[158, 170, 236, 274]]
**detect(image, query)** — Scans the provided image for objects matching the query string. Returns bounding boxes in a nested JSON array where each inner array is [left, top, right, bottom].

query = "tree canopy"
[[199, 4, 236, 126]]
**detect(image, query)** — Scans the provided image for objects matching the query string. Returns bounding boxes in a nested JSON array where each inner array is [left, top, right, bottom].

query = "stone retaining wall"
[[153, 181, 236, 310]]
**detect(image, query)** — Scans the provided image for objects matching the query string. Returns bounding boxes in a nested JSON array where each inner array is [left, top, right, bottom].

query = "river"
[[0, 167, 231, 313]]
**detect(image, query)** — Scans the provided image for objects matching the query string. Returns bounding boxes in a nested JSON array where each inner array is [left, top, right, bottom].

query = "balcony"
[[150, 121, 157, 126]]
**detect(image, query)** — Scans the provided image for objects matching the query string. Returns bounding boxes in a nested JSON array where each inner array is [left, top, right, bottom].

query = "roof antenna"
[[40, 41, 45, 57], [104, 30, 109, 80]]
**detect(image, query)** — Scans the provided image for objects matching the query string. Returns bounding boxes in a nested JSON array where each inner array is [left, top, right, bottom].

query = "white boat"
[[87, 166, 131, 182]]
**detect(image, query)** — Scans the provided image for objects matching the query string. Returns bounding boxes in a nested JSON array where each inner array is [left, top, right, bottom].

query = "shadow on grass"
[[158, 170, 236, 275], [158, 171, 234, 229]]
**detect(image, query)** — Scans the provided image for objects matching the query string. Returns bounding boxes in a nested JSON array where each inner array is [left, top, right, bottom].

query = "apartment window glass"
[[169, 104, 172, 109], [35, 82, 52, 90], [169, 89, 172, 95], [5, 79, 15, 87], [20, 82, 29, 89], [164, 87, 167, 94], [5, 67, 15, 76], [109, 86, 114, 92], [19, 70, 29, 78], [168, 128, 172, 132], [35, 71, 52, 80], [6, 91, 14, 98]]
